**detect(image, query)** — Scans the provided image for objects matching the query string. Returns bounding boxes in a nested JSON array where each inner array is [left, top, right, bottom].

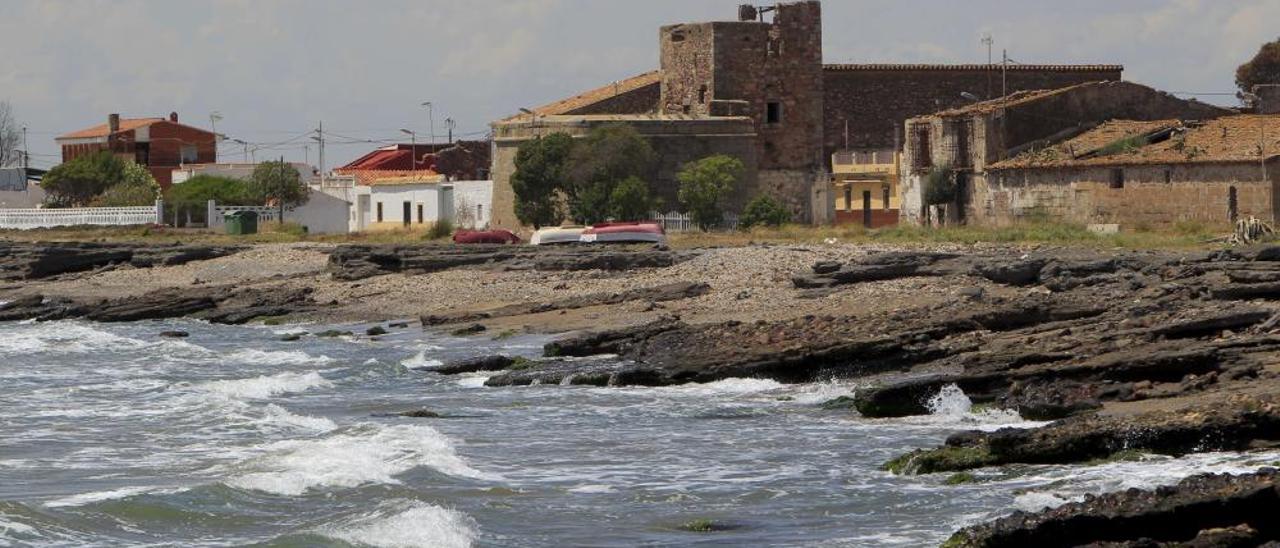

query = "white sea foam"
[[260, 404, 337, 432], [401, 350, 443, 370], [44, 486, 165, 508], [454, 373, 496, 388], [0, 322, 148, 355], [225, 348, 333, 366], [321, 500, 477, 548], [0, 515, 37, 536], [660, 378, 785, 397], [226, 424, 498, 496], [916, 383, 1028, 428], [198, 371, 333, 400], [567, 484, 614, 494], [787, 379, 862, 405]]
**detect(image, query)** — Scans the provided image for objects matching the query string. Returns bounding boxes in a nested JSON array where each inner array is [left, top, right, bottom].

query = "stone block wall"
[[977, 162, 1278, 228], [566, 81, 661, 116], [821, 66, 1122, 161]]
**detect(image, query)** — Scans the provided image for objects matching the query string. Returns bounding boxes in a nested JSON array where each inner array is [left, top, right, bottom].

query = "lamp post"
[[421, 102, 434, 150], [231, 139, 250, 162], [399, 128, 417, 171], [445, 118, 456, 144]]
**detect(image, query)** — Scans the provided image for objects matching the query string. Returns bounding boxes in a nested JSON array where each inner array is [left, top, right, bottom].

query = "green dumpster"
[[224, 210, 259, 235]]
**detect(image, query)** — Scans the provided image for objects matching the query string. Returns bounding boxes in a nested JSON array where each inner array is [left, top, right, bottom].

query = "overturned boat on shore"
[[530, 225, 586, 245], [580, 222, 667, 245]]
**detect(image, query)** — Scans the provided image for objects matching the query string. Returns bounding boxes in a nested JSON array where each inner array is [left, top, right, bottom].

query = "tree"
[[40, 151, 126, 207], [1237, 38, 1280, 94], [677, 154, 743, 230], [165, 175, 255, 225], [739, 194, 791, 229], [93, 161, 160, 207], [249, 160, 308, 223], [608, 176, 654, 221], [565, 123, 654, 224], [511, 132, 573, 228], [0, 101, 20, 168]]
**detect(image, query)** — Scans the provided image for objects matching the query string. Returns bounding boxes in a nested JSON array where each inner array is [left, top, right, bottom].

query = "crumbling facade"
[[489, 0, 1125, 230], [898, 81, 1233, 225]]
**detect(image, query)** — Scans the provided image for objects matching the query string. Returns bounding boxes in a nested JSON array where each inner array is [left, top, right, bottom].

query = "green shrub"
[[678, 155, 743, 230], [923, 166, 956, 205], [165, 175, 256, 225], [608, 176, 654, 221], [739, 195, 791, 229], [427, 218, 454, 240]]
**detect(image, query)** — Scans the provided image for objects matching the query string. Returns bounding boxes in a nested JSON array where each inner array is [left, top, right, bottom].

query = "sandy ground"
[[8, 242, 1035, 333]]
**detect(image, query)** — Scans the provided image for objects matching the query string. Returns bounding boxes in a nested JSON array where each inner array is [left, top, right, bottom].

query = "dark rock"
[[314, 329, 353, 338], [328, 244, 699, 281], [544, 316, 685, 357], [398, 408, 442, 418], [366, 326, 388, 336], [943, 471, 1280, 547], [433, 355, 516, 375], [0, 242, 242, 281], [812, 260, 842, 275], [280, 333, 303, 342], [388, 321, 410, 329], [1000, 379, 1103, 420], [158, 330, 189, 338], [451, 324, 487, 336], [974, 258, 1048, 286]]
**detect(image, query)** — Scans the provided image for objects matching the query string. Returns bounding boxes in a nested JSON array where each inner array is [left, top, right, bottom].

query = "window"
[[670, 31, 685, 43], [956, 122, 970, 166], [417, 204, 424, 224], [180, 145, 198, 163], [477, 204, 483, 221], [402, 201, 411, 227], [882, 184, 891, 210], [1109, 168, 1124, 189], [698, 85, 708, 104], [914, 128, 932, 169], [766, 102, 781, 125], [1164, 169, 1172, 184], [843, 187, 852, 212], [376, 202, 384, 223]]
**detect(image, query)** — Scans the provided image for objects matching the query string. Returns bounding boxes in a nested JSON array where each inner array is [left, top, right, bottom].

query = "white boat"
[[530, 225, 586, 245], [580, 222, 667, 245]]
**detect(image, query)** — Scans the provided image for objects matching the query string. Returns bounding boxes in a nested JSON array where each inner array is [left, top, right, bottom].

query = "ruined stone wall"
[[757, 169, 819, 222], [976, 162, 1278, 228], [489, 117, 758, 230], [821, 67, 1123, 161]]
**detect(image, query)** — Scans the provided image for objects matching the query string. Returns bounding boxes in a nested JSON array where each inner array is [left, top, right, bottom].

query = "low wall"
[[977, 162, 1276, 227], [0, 203, 161, 230]]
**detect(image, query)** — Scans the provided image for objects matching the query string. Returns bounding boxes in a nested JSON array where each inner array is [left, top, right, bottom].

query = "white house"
[[450, 180, 493, 229], [313, 171, 491, 232]]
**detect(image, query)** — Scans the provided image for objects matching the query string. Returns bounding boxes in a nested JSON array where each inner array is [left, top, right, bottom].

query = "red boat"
[[452, 229, 521, 244], [580, 222, 667, 244]]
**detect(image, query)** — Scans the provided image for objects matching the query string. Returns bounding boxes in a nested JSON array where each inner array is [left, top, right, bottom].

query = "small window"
[[843, 187, 852, 212], [882, 184, 891, 210], [698, 85, 708, 104], [417, 204, 424, 224], [376, 202, 384, 223], [1109, 168, 1124, 189], [915, 128, 932, 169], [180, 145, 198, 163], [670, 31, 685, 43], [766, 102, 781, 124]]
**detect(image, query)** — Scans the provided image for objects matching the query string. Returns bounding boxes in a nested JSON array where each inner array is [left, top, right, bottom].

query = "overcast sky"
[[3, 0, 1278, 169]]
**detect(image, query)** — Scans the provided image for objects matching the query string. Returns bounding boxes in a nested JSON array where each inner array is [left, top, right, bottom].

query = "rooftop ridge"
[[823, 63, 1124, 72]]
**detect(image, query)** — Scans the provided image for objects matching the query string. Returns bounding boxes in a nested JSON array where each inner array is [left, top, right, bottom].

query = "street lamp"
[[231, 138, 250, 162], [399, 128, 417, 171], [421, 102, 434, 149]]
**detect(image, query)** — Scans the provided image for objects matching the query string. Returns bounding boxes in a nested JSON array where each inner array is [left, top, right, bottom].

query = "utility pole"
[[422, 102, 434, 149], [21, 126, 28, 170], [982, 34, 994, 99], [445, 118, 455, 144], [1001, 49, 1008, 99], [317, 121, 325, 186], [278, 155, 286, 225]]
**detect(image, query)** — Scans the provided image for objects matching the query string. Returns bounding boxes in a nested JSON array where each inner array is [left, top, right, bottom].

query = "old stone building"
[[489, 0, 1123, 230], [898, 81, 1233, 225], [980, 116, 1280, 228]]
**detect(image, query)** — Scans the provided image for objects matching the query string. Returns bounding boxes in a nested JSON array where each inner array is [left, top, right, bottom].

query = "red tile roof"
[[991, 115, 1280, 169], [499, 70, 661, 122], [336, 169, 445, 186], [56, 117, 215, 140]]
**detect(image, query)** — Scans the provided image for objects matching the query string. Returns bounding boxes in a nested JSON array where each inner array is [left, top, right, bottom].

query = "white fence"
[[0, 203, 162, 230], [649, 211, 739, 232]]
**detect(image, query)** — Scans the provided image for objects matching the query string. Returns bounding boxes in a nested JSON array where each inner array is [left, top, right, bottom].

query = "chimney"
[[738, 4, 757, 21], [108, 113, 120, 133], [169, 112, 178, 123]]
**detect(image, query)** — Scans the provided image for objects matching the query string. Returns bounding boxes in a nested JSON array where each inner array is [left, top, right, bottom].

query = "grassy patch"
[[679, 519, 721, 533], [667, 220, 1223, 250], [504, 357, 537, 371], [943, 472, 977, 485]]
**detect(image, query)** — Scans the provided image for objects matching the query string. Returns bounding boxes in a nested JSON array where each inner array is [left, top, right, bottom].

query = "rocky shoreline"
[[7, 239, 1280, 545]]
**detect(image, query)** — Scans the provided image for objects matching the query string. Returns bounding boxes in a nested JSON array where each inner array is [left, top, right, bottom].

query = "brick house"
[[55, 113, 217, 188]]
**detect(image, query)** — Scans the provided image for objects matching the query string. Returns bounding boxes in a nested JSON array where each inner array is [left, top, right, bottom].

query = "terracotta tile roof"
[[930, 82, 1101, 117], [56, 118, 166, 140], [498, 70, 660, 122], [992, 119, 1183, 169], [343, 170, 445, 186], [823, 63, 1123, 72], [991, 115, 1280, 169]]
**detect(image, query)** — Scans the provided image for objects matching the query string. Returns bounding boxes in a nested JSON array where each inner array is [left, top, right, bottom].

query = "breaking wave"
[[225, 424, 498, 496], [197, 371, 333, 400], [225, 348, 334, 366], [319, 500, 477, 548]]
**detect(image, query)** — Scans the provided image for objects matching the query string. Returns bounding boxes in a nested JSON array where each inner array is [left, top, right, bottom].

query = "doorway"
[[862, 190, 872, 227], [402, 202, 411, 227]]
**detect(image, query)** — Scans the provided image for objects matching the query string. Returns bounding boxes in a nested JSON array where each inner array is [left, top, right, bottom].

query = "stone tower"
[[658, 1, 824, 172]]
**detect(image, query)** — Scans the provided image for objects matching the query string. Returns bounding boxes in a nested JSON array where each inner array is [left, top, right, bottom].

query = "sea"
[[1, 318, 1277, 547]]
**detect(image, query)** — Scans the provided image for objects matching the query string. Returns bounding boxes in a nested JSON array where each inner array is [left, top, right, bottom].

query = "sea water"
[[1, 319, 1276, 547]]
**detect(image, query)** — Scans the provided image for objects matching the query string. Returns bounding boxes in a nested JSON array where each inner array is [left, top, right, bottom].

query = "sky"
[[3, 0, 1278, 170]]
